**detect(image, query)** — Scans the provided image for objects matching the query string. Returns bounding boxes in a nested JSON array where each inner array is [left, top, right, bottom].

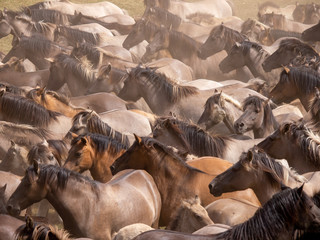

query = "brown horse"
[[269, 66, 320, 111], [132, 185, 320, 239], [7, 164, 161, 240], [234, 96, 278, 138], [64, 133, 128, 183], [209, 147, 307, 205], [152, 117, 262, 163], [262, 38, 320, 72], [0, 214, 24, 240], [258, 122, 320, 174], [111, 136, 260, 226]]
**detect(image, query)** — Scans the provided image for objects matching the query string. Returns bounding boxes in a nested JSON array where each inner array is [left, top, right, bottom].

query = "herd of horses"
[[0, 0, 320, 239]]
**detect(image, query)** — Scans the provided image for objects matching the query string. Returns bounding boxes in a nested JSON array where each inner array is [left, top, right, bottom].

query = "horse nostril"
[[110, 165, 115, 173], [208, 184, 212, 191], [239, 123, 244, 127]]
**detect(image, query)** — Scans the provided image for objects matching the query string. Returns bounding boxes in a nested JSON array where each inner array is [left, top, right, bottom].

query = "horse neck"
[[136, 75, 173, 115], [254, 107, 278, 138], [298, 91, 316, 112], [46, 176, 96, 235], [25, 51, 50, 70], [44, 98, 80, 118], [222, 100, 243, 134], [244, 48, 270, 79], [89, 148, 126, 183]]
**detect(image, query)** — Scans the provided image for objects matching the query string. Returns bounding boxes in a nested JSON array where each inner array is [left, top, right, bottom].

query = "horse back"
[[187, 157, 232, 174]]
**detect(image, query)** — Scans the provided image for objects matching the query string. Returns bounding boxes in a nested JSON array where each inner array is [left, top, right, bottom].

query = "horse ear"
[[281, 123, 290, 134], [247, 150, 253, 161], [33, 160, 40, 175], [235, 42, 241, 48], [282, 65, 290, 74], [315, 87, 320, 99], [0, 184, 6, 195], [297, 183, 304, 196], [134, 133, 142, 145], [25, 7, 32, 17], [0, 90, 5, 97], [80, 137, 87, 145], [25, 215, 34, 231], [45, 58, 55, 63], [98, 64, 112, 78], [70, 132, 78, 139], [10, 140, 15, 146]]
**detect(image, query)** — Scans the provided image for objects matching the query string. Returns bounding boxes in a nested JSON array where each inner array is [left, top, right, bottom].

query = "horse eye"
[[48, 155, 54, 161], [75, 152, 81, 157]]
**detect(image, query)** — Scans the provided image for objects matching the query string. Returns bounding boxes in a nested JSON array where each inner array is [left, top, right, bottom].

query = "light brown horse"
[[167, 196, 214, 233], [64, 133, 128, 183], [111, 136, 260, 226], [258, 123, 320, 174], [7, 164, 161, 240]]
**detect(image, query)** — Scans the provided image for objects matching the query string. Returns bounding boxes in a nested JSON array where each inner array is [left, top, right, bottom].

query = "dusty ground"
[[0, 0, 316, 53]]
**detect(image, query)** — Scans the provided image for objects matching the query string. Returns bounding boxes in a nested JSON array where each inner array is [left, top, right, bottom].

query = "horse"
[[259, 12, 315, 33], [64, 133, 128, 183], [67, 110, 150, 145], [54, 26, 111, 47], [269, 66, 320, 111], [23, 8, 71, 25], [197, 24, 248, 60], [27, 88, 85, 118], [0, 91, 72, 139], [219, 41, 281, 88], [197, 91, 244, 134], [258, 122, 320, 174], [292, 3, 320, 24], [302, 21, 320, 42], [167, 196, 213, 233], [262, 38, 320, 72], [2, 34, 68, 70], [143, 0, 233, 20], [152, 117, 262, 163], [209, 147, 307, 205], [7, 164, 161, 240], [0, 9, 56, 41], [257, 28, 302, 46], [112, 224, 154, 240], [110, 135, 261, 226], [240, 18, 270, 43], [132, 185, 320, 240], [0, 214, 24, 240], [233, 96, 279, 138], [205, 198, 258, 226], [46, 53, 97, 97], [38, 0, 126, 18]]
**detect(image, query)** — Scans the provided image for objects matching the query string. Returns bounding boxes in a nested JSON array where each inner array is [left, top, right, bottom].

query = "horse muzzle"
[[208, 182, 222, 197]]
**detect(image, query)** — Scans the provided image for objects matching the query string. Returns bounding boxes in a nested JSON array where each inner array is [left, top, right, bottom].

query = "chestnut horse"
[[132, 186, 320, 239], [64, 133, 128, 183], [111, 136, 260, 226], [7, 164, 161, 240]]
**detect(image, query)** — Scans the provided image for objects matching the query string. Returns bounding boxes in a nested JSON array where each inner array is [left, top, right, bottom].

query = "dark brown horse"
[[258, 122, 320, 174], [7, 164, 161, 240], [64, 133, 128, 183], [262, 38, 320, 72], [111, 136, 260, 226], [269, 66, 320, 111], [302, 21, 320, 42], [132, 185, 320, 240]]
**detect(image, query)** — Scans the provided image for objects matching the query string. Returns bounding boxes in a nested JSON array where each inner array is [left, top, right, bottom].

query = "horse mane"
[[237, 41, 265, 56], [27, 142, 52, 165], [54, 53, 96, 85], [154, 117, 231, 158], [27, 88, 71, 106], [216, 187, 312, 239], [129, 66, 198, 103], [57, 26, 100, 45], [71, 133, 128, 156], [15, 14, 56, 34], [210, 24, 248, 43], [287, 123, 320, 168], [140, 136, 205, 174], [86, 114, 130, 148], [26, 164, 99, 192], [280, 66, 320, 94], [18, 35, 63, 58], [23, 8, 71, 25], [47, 139, 68, 165], [0, 92, 61, 127], [15, 217, 71, 240], [310, 92, 320, 128], [241, 148, 306, 188], [243, 95, 279, 130], [278, 38, 319, 59], [204, 92, 242, 111], [70, 42, 102, 68], [144, 6, 181, 29]]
